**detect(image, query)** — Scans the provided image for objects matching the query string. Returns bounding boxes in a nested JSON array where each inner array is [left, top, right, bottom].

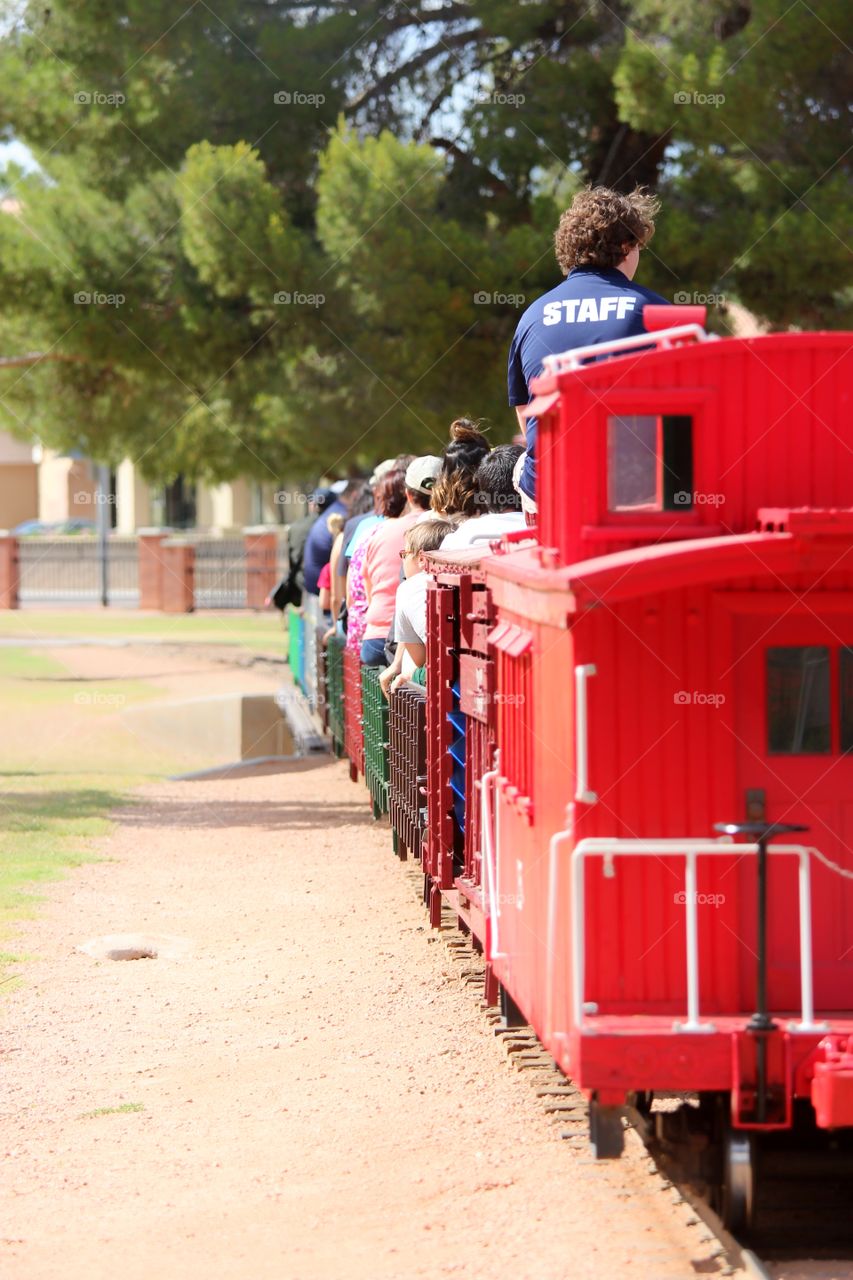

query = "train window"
[[607, 414, 694, 512], [767, 646, 831, 754], [840, 648, 853, 752]]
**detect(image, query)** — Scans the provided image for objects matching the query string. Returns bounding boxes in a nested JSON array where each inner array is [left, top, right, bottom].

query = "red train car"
[[477, 313, 853, 1225], [421, 552, 507, 994], [342, 647, 364, 781]]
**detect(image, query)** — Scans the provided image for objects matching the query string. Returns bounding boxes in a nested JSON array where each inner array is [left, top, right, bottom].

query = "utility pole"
[[96, 463, 110, 607]]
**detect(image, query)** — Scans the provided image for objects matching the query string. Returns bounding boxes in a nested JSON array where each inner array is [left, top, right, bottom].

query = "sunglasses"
[[399, 547, 416, 560]]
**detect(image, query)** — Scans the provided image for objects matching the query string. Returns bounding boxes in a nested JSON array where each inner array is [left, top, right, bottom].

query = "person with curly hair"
[[507, 185, 668, 511]]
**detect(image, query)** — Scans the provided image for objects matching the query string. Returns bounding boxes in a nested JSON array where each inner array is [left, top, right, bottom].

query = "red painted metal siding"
[[424, 578, 458, 887], [423, 558, 500, 899], [490, 623, 535, 821], [343, 648, 364, 777], [484, 599, 575, 1040], [572, 585, 742, 1018]]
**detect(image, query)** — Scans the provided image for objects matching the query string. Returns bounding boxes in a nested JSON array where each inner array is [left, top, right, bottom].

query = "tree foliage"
[[0, 0, 848, 482]]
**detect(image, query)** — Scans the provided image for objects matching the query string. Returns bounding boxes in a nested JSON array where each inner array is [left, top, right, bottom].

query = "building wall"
[[115, 459, 154, 533], [0, 431, 38, 529], [0, 464, 39, 528], [0, 431, 284, 534], [196, 477, 256, 530], [0, 430, 36, 465], [38, 451, 96, 521]]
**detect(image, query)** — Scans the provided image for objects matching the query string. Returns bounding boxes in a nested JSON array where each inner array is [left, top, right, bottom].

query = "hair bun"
[[449, 418, 490, 449]]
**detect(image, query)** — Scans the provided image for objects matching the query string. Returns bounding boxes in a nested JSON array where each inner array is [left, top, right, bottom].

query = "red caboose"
[[480, 314, 853, 1226]]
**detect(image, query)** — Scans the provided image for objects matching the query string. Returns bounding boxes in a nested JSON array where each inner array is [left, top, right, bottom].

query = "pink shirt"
[[362, 512, 419, 638]]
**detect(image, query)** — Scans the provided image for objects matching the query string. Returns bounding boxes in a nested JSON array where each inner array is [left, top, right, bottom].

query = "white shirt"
[[440, 511, 527, 551], [394, 571, 429, 644]]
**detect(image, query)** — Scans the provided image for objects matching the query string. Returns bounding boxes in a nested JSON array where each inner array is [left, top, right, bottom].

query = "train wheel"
[[589, 1098, 625, 1159], [721, 1130, 755, 1233]]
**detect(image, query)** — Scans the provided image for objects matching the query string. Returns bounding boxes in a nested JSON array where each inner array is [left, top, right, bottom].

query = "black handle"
[[714, 819, 808, 1122]]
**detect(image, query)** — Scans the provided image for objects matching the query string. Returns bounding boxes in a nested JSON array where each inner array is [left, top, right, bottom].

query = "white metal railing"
[[570, 838, 826, 1036], [548, 815, 574, 1042], [478, 764, 504, 958], [541, 323, 710, 376]]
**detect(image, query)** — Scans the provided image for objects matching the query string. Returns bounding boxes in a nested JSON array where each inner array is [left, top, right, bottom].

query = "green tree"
[[0, 1, 848, 484]]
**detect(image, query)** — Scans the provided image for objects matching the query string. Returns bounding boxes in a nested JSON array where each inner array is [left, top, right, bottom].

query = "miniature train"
[[288, 308, 853, 1231]]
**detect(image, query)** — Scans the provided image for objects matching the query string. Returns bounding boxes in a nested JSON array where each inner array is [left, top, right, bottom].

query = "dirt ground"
[[2, 632, 844, 1280], [1, 735, 747, 1280]]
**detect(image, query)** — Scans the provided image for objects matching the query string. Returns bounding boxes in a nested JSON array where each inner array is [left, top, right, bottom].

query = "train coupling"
[[811, 1035, 853, 1130]]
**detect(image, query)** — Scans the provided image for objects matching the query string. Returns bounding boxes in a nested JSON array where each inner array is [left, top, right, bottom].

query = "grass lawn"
[[0, 629, 233, 982], [0, 608, 288, 656]]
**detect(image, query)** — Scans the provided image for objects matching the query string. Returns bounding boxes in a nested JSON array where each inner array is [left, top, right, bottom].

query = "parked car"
[[55, 518, 98, 534], [12, 519, 56, 535], [12, 518, 98, 536]]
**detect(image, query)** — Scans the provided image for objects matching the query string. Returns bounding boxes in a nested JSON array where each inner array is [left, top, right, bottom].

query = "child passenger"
[[317, 512, 345, 618]]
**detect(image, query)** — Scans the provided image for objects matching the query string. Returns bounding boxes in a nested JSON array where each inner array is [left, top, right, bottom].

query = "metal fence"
[[190, 536, 247, 609], [17, 536, 140, 605], [15, 531, 289, 609]]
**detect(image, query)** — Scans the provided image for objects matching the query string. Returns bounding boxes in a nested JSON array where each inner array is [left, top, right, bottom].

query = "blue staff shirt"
[[508, 267, 668, 500]]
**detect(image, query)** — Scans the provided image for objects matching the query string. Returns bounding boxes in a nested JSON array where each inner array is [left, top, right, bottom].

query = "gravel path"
[[1, 756, 740, 1279]]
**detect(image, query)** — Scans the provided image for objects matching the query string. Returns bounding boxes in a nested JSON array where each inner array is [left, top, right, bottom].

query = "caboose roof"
[[529, 329, 852, 399], [485, 516, 853, 612]]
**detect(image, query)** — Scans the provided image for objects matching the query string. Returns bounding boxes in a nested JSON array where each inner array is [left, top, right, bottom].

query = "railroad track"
[[403, 865, 853, 1280]]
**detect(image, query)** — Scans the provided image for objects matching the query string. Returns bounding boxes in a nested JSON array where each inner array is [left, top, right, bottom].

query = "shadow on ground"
[[115, 797, 369, 831], [2, 789, 130, 827]]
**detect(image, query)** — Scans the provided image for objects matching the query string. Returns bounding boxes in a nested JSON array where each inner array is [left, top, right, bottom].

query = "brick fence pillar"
[[161, 539, 195, 613], [0, 534, 19, 609], [243, 525, 279, 610], [137, 528, 168, 611]]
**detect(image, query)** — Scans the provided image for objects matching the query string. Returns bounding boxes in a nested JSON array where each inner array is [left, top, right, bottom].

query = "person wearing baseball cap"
[[309, 486, 336, 513], [404, 455, 442, 500]]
